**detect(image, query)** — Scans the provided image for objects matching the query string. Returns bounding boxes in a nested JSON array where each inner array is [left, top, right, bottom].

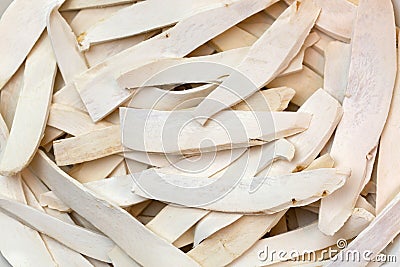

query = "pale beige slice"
[[187, 211, 285, 267], [0, 33, 57, 176], [30, 151, 200, 266], [0, 115, 56, 266], [232, 208, 374, 266], [323, 41, 351, 103], [128, 84, 218, 111], [0, 65, 24, 129], [60, 0, 135, 10], [121, 108, 311, 154], [134, 168, 348, 213], [48, 103, 112, 136], [79, 0, 225, 49], [68, 155, 123, 183], [47, 6, 87, 83], [75, 0, 280, 121], [303, 46, 325, 76], [285, 0, 356, 41], [117, 47, 249, 88], [376, 34, 400, 214], [193, 0, 320, 124], [210, 26, 257, 51], [108, 246, 140, 267], [53, 125, 122, 166], [232, 87, 295, 112], [123, 150, 182, 168], [0, 0, 63, 89], [319, 0, 397, 236], [268, 66, 323, 106], [20, 183, 108, 267], [327, 192, 400, 267]]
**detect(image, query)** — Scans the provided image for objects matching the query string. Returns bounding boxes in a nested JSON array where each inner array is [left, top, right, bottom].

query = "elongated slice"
[[193, 0, 320, 125], [319, 0, 397, 236], [0, 33, 57, 176], [129, 84, 218, 111], [30, 151, 200, 266], [285, 0, 356, 41], [123, 150, 181, 168], [121, 108, 311, 154], [75, 0, 280, 121], [376, 34, 400, 214], [0, 196, 115, 262], [188, 211, 285, 267], [0, 115, 56, 267], [0, 0, 62, 90], [303, 47, 325, 76], [53, 125, 122, 166], [80, 0, 226, 49], [134, 168, 348, 213], [232, 208, 374, 266], [48, 103, 112, 136], [108, 246, 140, 267], [268, 66, 322, 106], [323, 41, 351, 103], [118, 48, 249, 88], [47, 7, 87, 83], [327, 193, 400, 267], [60, 0, 136, 11], [0, 65, 24, 129]]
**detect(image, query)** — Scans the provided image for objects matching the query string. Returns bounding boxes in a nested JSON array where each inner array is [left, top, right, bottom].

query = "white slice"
[[0, 0, 63, 89], [232, 208, 374, 266], [30, 151, 200, 266], [121, 108, 311, 154], [323, 41, 351, 103], [48, 103, 112, 136], [79, 0, 226, 49], [0, 33, 57, 176], [376, 34, 400, 214], [75, 0, 280, 121], [47, 6, 87, 83], [134, 168, 348, 213], [193, 0, 320, 124], [108, 246, 140, 267], [53, 125, 123, 166], [60, 0, 136, 11], [319, 0, 397, 236], [285, 0, 356, 41], [326, 192, 400, 267], [123, 150, 182, 168], [187, 211, 285, 267]]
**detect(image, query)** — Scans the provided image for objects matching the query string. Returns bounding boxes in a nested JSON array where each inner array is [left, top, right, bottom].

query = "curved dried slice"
[[129, 84, 218, 111], [188, 211, 285, 267], [319, 0, 397, 236], [53, 125, 122, 166], [108, 246, 140, 267], [134, 168, 348, 213], [60, 0, 136, 11], [232, 208, 374, 266], [327, 193, 400, 267], [120, 108, 311, 154], [75, 0, 280, 122], [0, 0, 62, 90], [0, 33, 57, 176], [118, 48, 249, 89], [30, 151, 200, 266], [0, 114, 56, 267], [48, 103, 112, 136], [0, 196, 115, 262], [47, 7, 87, 83], [193, 0, 320, 125], [323, 41, 351, 104], [376, 34, 400, 214], [285, 0, 355, 41], [79, 0, 225, 49]]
